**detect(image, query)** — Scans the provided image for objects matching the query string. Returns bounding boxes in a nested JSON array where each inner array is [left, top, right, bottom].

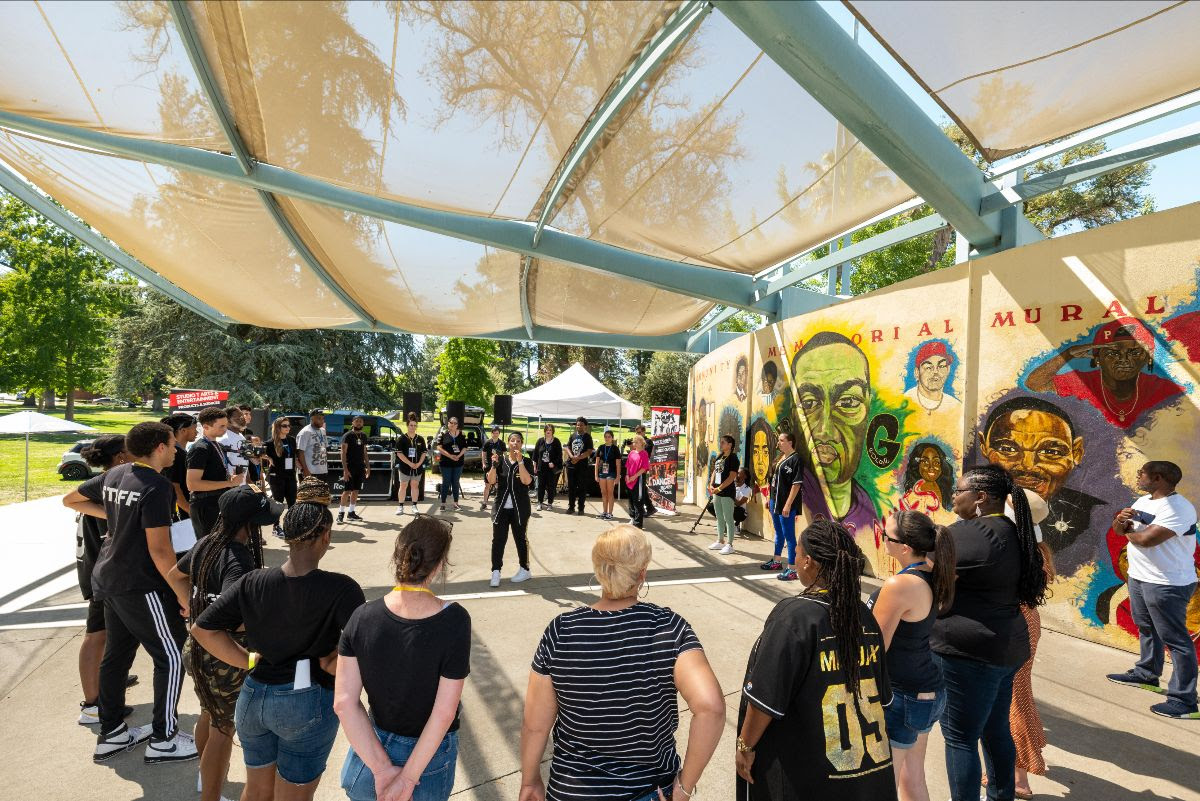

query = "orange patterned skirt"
[[1011, 605, 1047, 775]]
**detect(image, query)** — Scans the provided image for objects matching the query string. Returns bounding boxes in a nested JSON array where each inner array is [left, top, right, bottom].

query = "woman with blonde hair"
[[519, 525, 724, 801], [263, 417, 298, 508]]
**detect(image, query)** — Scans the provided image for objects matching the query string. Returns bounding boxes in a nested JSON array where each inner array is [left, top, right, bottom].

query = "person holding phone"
[[395, 414, 428, 516], [487, 432, 536, 588]]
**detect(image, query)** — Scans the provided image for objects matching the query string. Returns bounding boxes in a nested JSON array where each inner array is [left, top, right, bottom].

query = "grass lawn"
[[0, 403, 162, 506]]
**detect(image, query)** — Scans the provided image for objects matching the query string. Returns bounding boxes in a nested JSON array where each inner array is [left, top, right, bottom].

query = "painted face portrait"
[[916, 445, 943, 483], [792, 338, 871, 486], [751, 429, 770, 485], [979, 406, 1083, 500], [736, 364, 747, 395], [1094, 340, 1150, 382], [917, 356, 950, 396]]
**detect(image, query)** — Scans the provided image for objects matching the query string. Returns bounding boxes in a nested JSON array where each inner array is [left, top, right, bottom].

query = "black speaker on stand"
[[403, 392, 422, 422], [446, 400, 466, 424], [493, 394, 513, 426]]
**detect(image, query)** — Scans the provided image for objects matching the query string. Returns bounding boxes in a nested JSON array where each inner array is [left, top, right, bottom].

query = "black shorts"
[[86, 597, 106, 633], [344, 468, 365, 491]]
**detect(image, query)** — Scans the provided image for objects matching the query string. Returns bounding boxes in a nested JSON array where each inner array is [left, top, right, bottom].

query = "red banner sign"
[[169, 389, 229, 411]]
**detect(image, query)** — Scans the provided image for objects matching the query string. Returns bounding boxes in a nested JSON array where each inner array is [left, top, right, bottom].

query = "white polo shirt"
[[1127, 493, 1198, 586]]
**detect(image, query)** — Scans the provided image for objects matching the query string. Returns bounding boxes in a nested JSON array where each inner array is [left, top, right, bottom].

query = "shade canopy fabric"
[[512, 363, 643, 421], [0, 411, 96, 435]]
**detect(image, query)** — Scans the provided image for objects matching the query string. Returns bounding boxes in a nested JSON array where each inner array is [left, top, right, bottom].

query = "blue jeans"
[[935, 653, 1018, 801], [1128, 578, 1199, 708], [439, 465, 463, 503], [631, 786, 673, 801], [234, 676, 340, 785], [341, 728, 458, 801], [884, 688, 946, 749], [771, 512, 797, 564]]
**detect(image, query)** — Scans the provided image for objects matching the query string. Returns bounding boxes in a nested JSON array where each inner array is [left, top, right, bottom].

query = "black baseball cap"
[[218, 485, 285, 529]]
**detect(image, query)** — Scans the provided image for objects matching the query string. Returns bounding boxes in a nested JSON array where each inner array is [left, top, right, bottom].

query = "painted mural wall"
[[687, 201, 1200, 654]]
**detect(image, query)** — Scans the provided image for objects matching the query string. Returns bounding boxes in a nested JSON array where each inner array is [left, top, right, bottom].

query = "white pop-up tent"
[[512, 363, 643, 423]]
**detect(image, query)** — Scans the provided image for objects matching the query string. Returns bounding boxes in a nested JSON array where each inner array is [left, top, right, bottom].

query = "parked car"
[[91, 397, 137, 407], [58, 439, 97, 481]]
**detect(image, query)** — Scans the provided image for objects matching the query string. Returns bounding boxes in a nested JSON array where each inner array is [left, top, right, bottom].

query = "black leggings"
[[537, 467, 558, 504], [566, 467, 590, 511], [491, 508, 530, 571], [268, 471, 297, 507]]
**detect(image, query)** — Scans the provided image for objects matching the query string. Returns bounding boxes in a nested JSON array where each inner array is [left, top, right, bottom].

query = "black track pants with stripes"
[[99, 590, 187, 739]]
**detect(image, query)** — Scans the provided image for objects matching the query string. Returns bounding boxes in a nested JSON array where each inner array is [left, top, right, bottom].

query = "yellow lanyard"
[[393, 585, 433, 595], [133, 461, 155, 470]]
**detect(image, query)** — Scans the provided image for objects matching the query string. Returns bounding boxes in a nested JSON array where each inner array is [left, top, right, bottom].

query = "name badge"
[[713, 470, 721, 485], [452, 445, 460, 454], [542, 451, 550, 462], [600, 465, 611, 477], [284, 458, 293, 470]]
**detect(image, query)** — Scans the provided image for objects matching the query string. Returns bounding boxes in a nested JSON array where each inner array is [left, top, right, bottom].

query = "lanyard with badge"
[[207, 437, 232, 477], [599, 445, 613, 478], [282, 441, 293, 472]]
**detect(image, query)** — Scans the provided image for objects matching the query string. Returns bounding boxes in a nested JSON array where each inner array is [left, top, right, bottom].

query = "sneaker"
[[453, 504, 463, 512], [720, 544, 734, 555], [1151, 699, 1199, 719], [337, 511, 345, 524], [126, 674, 139, 688], [1106, 670, 1158, 689], [481, 502, 489, 511], [440, 504, 447, 512], [760, 558, 784, 571], [93, 722, 152, 762], [777, 569, 799, 582], [347, 511, 363, 521], [78, 702, 134, 726], [511, 567, 532, 583], [144, 730, 198, 764], [489, 570, 501, 588], [708, 541, 723, 550], [394, 506, 404, 515]]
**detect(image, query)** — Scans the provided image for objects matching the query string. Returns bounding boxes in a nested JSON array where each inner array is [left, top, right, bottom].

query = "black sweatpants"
[[491, 508, 530, 571], [536, 467, 558, 505], [190, 495, 221, 539], [628, 474, 647, 528], [268, 471, 298, 507], [100, 590, 187, 739], [566, 467, 590, 512]]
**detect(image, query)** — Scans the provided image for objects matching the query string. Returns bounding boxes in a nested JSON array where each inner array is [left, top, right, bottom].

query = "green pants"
[[713, 495, 736, 543]]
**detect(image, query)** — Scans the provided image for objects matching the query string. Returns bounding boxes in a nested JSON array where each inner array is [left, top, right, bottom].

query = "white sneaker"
[[720, 544, 734, 555], [78, 702, 100, 725], [489, 570, 501, 588], [144, 730, 198, 764], [511, 567, 532, 583], [394, 506, 404, 515], [708, 541, 723, 550], [93, 722, 152, 762]]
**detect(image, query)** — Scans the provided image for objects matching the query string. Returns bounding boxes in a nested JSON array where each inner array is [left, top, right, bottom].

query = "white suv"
[[57, 439, 97, 481]]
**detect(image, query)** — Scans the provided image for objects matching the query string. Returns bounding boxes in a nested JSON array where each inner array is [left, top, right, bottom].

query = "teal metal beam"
[[0, 111, 766, 316], [686, 306, 740, 351], [0, 161, 231, 327], [531, 0, 710, 246], [716, 1, 1001, 250], [168, 0, 376, 327], [980, 121, 1200, 214], [519, 255, 534, 338], [758, 213, 947, 297]]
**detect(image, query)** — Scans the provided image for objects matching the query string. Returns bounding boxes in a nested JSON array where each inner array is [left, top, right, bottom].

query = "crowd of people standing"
[[60, 399, 1196, 801]]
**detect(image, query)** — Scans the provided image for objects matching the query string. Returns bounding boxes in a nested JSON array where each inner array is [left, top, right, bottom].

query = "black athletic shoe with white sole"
[[93, 722, 152, 762], [144, 730, 198, 764]]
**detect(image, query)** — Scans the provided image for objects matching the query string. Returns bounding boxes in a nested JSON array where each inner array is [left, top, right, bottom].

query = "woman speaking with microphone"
[[487, 432, 536, 589]]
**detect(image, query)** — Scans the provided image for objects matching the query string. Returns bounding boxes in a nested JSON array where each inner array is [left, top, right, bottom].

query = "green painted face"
[[792, 342, 871, 486]]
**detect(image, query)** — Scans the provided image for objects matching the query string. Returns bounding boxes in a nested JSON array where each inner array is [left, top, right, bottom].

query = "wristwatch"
[[736, 736, 754, 754]]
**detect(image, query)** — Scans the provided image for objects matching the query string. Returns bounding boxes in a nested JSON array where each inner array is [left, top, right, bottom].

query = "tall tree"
[[637, 351, 699, 418], [492, 341, 538, 394], [434, 338, 498, 408], [0, 193, 130, 419]]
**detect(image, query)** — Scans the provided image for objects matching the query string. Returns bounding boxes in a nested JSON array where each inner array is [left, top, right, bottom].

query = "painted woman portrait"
[[747, 417, 776, 502], [898, 441, 954, 517]]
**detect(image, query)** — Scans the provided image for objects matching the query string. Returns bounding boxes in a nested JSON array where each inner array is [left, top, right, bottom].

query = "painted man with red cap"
[[1028, 318, 1183, 428], [904, 340, 961, 419]]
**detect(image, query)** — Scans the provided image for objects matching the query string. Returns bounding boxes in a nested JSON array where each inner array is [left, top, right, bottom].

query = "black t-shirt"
[[187, 438, 230, 491], [566, 432, 593, 468], [481, 438, 506, 471], [76, 512, 107, 600], [80, 463, 175, 600], [712, 454, 740, 498], [738, 595, 895, 801], [195, 566, 365, 688], [398, 433, 428, 473], [264, 436, 298, 477], [338, 599, 471, 737], [439, 432, 466, 463], [770, 453, 802, 514], [595, 443, 622, 479], [176, 535, 256, 609], [162, 445, 189, 519], [931, 516, 1030, 667], [342, 430, 369, 470], [535, 437, 562, 469]]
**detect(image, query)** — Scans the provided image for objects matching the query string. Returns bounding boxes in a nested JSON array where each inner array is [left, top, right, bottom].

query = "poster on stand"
[[648, 406, 681, 513]]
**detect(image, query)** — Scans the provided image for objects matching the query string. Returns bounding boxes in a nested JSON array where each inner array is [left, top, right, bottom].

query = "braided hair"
[[962, 464, 1047, 607], [800, 519, 867, 701], [281, 501, 333, 545]]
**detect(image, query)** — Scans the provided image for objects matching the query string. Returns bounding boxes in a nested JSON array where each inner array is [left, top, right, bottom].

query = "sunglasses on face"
[[882, 533, 905, 545]]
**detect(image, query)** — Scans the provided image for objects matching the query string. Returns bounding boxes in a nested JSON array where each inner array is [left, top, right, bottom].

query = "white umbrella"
[[0, 410, 97, 502]]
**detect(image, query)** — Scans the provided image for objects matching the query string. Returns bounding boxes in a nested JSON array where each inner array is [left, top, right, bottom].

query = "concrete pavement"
[[1, 486, 1197, 800]]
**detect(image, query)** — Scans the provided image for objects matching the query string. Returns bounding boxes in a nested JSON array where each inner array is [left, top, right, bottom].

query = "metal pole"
[[25, 431, 30, 502]]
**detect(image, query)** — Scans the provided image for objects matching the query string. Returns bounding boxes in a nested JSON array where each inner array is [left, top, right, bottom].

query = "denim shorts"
[[884, 688, 946, 748], [234, 675, 340, 784], [630, 787, 674, 801], [341, 728, 458, 801]]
